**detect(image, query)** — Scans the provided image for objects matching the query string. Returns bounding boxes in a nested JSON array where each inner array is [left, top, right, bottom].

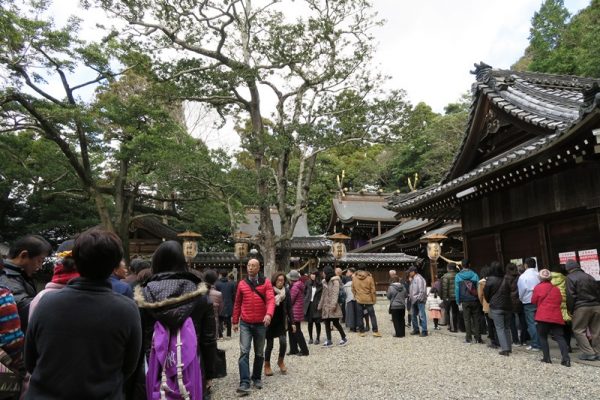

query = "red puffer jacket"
[[232, 277, 275, 324], [531, 281, 565, 325], [289, 280, 305, 323]]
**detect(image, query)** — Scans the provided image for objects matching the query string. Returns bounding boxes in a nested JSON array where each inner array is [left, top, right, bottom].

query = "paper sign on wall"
[[578, 249, 600, 281], [558, 251, 577, 265]]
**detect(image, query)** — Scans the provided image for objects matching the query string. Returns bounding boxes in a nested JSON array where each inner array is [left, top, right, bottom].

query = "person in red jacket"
[[532, 269, 570, 367], [232, 258, 275, 396]]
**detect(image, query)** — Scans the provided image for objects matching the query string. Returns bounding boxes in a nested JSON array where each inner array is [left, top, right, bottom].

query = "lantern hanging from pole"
[[177, 230, 202, 264]]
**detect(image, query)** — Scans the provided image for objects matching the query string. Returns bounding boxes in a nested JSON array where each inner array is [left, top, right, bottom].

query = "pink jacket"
[[289, 280, 305, 323]]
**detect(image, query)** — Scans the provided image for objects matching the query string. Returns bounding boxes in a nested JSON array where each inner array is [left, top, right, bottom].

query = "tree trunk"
[[260, 236, 277, 279]]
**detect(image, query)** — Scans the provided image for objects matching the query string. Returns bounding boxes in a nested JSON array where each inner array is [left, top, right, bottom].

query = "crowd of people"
[[1, 230, 599, 399]]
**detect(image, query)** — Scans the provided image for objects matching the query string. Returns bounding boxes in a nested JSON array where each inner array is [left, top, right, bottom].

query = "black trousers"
[[391, 308, 405, 337], [289, 321, 309, 355], [324, 318, 346, 341], [265, 334, 286, 362], [446, 300, 459, 331], [218, 315, 231, 338], [462, 301, 482, 341], [308, 318, 321, 341], [537, 322, 570, 362]]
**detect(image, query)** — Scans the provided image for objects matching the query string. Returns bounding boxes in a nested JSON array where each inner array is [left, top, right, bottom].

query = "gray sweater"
[[387, 283, 407, 309]]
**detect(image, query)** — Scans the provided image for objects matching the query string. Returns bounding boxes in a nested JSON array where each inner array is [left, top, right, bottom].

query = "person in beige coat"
[[351, 267, 381, 337], [318, 266, 348, 347]]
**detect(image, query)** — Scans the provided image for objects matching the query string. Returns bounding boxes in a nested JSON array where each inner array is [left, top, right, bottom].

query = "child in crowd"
[[426, 288, 444, 330]]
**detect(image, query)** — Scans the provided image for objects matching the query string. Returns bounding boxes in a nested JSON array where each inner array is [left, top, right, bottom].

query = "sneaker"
[[578, 353, 597, 361], [464, 339, 472, 345], [526, 346, 540, 352], [237, 383, 251, 395], [434, 326, 441, 330], [252, 380, 263, 390], [498, 350, 510, 356], [373, 332, 382, 338], [410, 331, 420, 336], [308, 339, 313, 345], [322, 340, 333, 348], [314, 339, 320, 345], [420, 332, 428, 337], [561, 360, 571, 367], [339, 338, 348, 346]]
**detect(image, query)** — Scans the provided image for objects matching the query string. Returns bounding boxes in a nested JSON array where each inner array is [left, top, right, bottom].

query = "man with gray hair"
[[408, 266, 428, 337]]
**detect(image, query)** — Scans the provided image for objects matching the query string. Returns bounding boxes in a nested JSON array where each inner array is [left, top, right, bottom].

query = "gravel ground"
[[210, 303, 600, 400]]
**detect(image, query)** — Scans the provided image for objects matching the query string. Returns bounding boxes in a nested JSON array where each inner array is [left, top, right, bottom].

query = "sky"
[[48, 0, 591, 150]]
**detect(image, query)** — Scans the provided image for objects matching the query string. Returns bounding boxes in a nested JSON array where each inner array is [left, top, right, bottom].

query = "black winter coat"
[[483, 276, 512, 311], [566, 268, 600, 313], [303, 279, 323, 319], [134, 271, 218, 397], [266, 287, 292, 339], [504, 272, 523, 313], [0, 261, 37, 332], [26, 278, 141, 400]]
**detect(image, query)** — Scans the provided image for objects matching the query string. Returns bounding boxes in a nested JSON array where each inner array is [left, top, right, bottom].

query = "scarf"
[[51, 262, 80, 285], [274, 286, 286, 306]]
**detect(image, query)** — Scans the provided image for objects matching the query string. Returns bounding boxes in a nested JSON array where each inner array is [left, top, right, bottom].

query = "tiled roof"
[[130, 216, 179, 240], [332, 193, 398, 224], [289, 237, 332, 252], [387, 63, 600, 216], [320, 252, 419, 266], [419, 223, 462, 241], [238, 208, 310, 237], [349, 218, 436, 253], [444, 63, 598, 183]]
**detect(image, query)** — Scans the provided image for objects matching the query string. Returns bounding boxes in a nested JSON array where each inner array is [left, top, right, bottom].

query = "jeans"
[[523, 303, 540, 348], [537, 322, 570, 362], [411, 301, 427, 334], [462, 301, 481, 341], [238, 321, 266, 385], [489, 309, 512, 352], [485, 313, 498, 346], [391, 308, 405, 337], [358, 304, 379, 333]]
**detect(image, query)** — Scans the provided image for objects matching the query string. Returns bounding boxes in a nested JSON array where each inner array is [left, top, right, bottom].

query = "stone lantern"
[[423, 233, 447, 287], [177, 230, 202, 266], [328, 232, 351, 260]]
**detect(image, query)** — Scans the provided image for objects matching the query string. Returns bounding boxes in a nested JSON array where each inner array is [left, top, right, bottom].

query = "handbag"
[[214, 348, 227, 379]]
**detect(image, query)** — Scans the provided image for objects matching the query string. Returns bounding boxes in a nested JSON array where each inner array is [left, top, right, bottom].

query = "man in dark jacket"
[[565, 260, 600, 361], [441, 263, 458, 332], [25, 228, 142, 399], [0, 235, 51, 332], [215, 271, 236, 338]]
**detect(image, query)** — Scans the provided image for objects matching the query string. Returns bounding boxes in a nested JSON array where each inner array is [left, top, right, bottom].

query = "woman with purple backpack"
[[134, 240, 217, 400]]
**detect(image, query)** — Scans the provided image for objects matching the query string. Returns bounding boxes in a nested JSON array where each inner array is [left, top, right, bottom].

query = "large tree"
[[0, 1, 226, 256], [92, 0, 410, 275]]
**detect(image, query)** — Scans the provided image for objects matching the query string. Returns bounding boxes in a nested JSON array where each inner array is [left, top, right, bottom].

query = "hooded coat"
[[455, 269, 480, 303], [214, 277, 236, 317], [135, 271, 217, 384], [318, 276, 343, 319], [532, 281, 565, 325], [352, 271, 376, 305], [387, 282, 407, 309], [550, 272, 570, 322]]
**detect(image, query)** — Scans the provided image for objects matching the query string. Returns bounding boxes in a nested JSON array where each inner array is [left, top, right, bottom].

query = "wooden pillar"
[[378, 220, 382, 236], [430, 259, 437, 287]]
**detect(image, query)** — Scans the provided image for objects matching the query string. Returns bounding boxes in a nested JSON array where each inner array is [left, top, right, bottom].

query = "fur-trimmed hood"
[[134, 271, 208, 328]]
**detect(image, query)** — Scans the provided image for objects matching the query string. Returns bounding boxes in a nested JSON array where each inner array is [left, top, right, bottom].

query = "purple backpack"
[[146, 318, 203, 400]]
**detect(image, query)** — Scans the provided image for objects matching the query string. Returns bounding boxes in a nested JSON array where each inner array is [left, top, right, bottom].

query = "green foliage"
[[515, 0, 600, 78]]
